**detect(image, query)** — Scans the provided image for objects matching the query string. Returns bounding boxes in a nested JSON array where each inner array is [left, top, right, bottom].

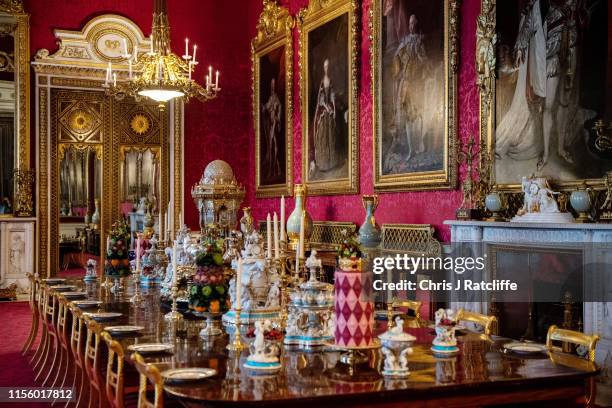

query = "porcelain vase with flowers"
[[431, 308, 459, 356]]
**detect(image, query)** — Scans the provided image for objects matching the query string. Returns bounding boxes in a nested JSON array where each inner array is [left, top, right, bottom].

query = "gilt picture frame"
[[299, 0, 359, 196], [477, 0, 612, 191], [371, 0, 459, 192], [253, 0, 294, 198]]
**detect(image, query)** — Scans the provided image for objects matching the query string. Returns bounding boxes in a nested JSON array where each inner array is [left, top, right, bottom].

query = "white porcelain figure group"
[[512, 175, 574, 223], [378, 316, 416, 378], [243, 320, 282, 373], [431, 308, 459, 357]]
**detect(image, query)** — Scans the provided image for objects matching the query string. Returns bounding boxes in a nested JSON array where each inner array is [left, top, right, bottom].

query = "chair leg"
[[22, 311, 39, 355], [40, 335, 58, 385], [31, 324, 48, 367], [33, 329, 50, 378], [73, 366, 87, 408], [50, 344, 66, 388]]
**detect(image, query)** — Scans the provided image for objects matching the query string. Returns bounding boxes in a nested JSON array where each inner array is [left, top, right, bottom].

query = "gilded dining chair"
[[51, 296, 72, 392], [21, 273, 40, 355], [101, 331, 139, 408], [455, 308, 498, 336], [388, 299, 424, 328], [35, 287, 60, 385], [131, 352, 165, 408], [84, 316, 108, 408], [31, 283, 50, 368], [69, 305, 89, 408], [546, 325, 600, 407]]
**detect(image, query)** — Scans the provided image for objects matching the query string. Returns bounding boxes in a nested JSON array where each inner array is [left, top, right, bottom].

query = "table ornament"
[[243, 320, 282, 373], [130, 232, 145, 304], [570, 182, 594, 223], [378, 317, 416, 378], [140, 235, 165, 287], [431, 309, 459, 357], [161, 367, 217, 383], [334, 233, 375, 349], [485, 190, 506, 221], [83, 259, 98, 282], [359, 195, 381, 248], [127, 343, 174, 355], [105, 325, 145, 335], [105, 219, 132, 293], [287, 184, 312, 251], [165, 240, 184, 322], [223, 231, 281, 332], [72, 299, 103, 308], [188, 239, 229, 337], [84, 312, 123, 322], [284, 251, 334, 349]]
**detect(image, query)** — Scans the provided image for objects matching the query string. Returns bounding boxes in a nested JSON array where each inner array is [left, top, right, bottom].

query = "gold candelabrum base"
[[226, 308, 245, 352], [164, 285, 183, 322]]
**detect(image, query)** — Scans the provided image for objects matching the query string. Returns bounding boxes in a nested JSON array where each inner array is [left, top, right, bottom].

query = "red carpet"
[[0, 301, 48, 407]]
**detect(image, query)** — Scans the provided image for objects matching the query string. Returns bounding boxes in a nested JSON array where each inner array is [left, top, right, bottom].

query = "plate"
[[63, 291, 88, 299], [84, 312, 122, 321], [73, 300, 103, 308], [504, 342, 547, 355], [161, 368, 217, 383], [128, 343, 174, 355], [105, 325, 144, 335], [52, 285, 76, 292], [44, 278, 66, 285]]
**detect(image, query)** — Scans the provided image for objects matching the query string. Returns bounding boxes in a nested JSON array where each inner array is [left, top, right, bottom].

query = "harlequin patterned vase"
[[334, 262, 374, 348]]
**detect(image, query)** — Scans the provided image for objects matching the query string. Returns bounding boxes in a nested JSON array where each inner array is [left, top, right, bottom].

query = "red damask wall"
[[243, 0, 480, 242]]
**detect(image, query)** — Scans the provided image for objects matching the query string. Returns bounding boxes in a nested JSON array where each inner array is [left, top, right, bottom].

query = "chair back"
[[69, 305, 85, 366], [101, 331, 125, 408], [546, 325, 600, 362], [42, 286, 58, 329], [456, 308, 497, 336], [390, 299, 423, 328], [56, 297, 70, 347], [131, 352, 164, 408], [83, 316, 105, 392]]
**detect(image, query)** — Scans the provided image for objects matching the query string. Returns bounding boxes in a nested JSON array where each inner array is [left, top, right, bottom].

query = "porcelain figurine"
[[240, 207, 255, 237], [570, 182, 593, 223], [243, 320, 282, 373], [140, 236, 163, 286], [359, 195, 381, 247], [378, 316, 416, 378], [512, 175, 574, 223], [431, 309, 459, 357], [83, 259, 98, 281]]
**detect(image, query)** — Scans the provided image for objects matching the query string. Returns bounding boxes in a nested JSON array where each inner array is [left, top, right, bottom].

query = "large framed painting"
[[371, 0, 459, 192], [253, 0, 294, 197], [478, 0, 612, 190], [299, 0, 359, 195]]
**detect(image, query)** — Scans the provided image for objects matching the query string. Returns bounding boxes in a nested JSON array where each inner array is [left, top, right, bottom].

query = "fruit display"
[[189, 240, 230, 314], [104, 219, 132, 278]]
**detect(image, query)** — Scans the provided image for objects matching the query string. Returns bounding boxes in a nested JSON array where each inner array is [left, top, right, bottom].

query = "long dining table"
[[54, 278, 598, 408]]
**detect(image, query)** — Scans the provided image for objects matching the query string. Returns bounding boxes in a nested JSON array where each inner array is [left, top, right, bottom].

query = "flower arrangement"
[[104, 219, 132, 277], [189, 239, 230, 314], [337, 230, 363, 271]]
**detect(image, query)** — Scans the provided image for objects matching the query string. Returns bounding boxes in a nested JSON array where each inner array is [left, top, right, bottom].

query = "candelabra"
[[226, 306, 245, 352], [164, 285, 183, 321], [130, 270, 143, 304]]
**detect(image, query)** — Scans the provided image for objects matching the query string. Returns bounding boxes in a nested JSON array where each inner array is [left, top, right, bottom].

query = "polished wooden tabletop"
[[58, 279, 598, 407]]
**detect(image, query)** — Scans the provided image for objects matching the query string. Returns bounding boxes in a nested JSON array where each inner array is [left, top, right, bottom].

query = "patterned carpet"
[[0, 301, 48, 407]]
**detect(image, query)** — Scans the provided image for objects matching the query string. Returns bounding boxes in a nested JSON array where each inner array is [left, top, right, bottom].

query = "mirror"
[[58, 144, 102, 275], [0, 16, 16, 215], [120, 146, 162, 242]]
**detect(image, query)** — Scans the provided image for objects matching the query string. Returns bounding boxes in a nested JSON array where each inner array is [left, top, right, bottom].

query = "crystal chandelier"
[[104, 0, 220, 109]]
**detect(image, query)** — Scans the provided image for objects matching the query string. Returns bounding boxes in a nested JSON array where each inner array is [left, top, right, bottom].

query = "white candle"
[[136, 234, 141, 272], [172, 241, 177, 285], [235, 258, 242, 310], [215, 70, 219, 89], [184, 38, 189, 58], [273, 212, 279, 259], [208, 66, 212, 83], [128, 59, 133, 79], [105, 62, 112, 83], [193, 44, 197, 64], [266, 213, 272, 259], [299, 210, 305, 259], [122, 38, 128, 58], [134, 45, 138, 62], [280, 195, 285, 242], [113, 72, 117, 87]]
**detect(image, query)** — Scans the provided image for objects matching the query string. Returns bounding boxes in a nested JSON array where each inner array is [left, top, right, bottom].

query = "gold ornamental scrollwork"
[[476, 0, 496, 113], [0, 0, 24, 14], [593, 120, 612, 154], [253, 0, 294, 197]]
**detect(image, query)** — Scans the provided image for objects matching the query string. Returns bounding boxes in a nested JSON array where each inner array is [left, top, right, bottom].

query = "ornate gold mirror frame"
[[0, 0, 31, 217], [33, 15, 183, 277], [253, 0, 294, 198]]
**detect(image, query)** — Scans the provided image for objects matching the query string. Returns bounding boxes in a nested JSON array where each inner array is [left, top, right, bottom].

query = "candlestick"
[[130, 232, 143, 304], [227, 258, 245, 351], [193, 44, 198, 64], [209, 66, 212, 83], [136, 234, 141, 272], [188, 61, 193, 80], [236, 258, 242, 310], [266, 213, 272, 259], [273, 212, 279, 259], [184, 38, 189, 59], [280, 195, 285, 242], [165, 240, 183, 321], [299, 210, 305, 259], [172, 241, 177, 286]]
